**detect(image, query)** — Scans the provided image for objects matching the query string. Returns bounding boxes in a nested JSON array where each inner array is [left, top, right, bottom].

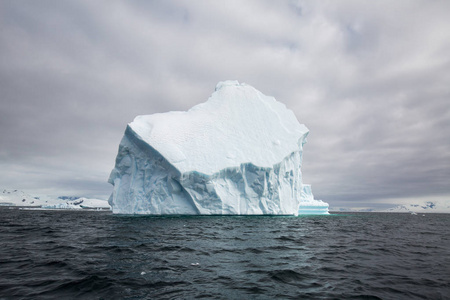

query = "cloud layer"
[[1, 0, 449, 207]]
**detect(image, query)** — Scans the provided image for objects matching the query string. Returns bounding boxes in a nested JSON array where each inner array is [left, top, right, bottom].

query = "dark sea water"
[[0, 209, 449, 299]]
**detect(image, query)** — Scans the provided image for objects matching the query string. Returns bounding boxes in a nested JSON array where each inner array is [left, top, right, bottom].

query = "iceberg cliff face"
[[109, 80, 322, 215]]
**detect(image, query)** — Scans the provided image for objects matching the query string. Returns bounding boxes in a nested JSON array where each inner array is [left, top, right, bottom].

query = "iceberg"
[[108, 80, 328, 215]]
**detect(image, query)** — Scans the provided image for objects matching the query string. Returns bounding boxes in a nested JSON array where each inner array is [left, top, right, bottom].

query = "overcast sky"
[[1, 0, 449, 208]]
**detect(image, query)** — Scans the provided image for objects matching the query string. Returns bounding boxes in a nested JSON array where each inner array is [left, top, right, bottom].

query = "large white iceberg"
[[108, 80, 328, 215]]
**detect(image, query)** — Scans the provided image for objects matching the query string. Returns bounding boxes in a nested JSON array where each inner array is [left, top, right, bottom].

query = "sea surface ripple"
[[0, 209, 449, 299]]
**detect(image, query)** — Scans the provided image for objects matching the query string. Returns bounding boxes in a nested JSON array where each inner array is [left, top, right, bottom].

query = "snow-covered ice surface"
[[109, 80, 328, 215], [298, 185, 329, 215]]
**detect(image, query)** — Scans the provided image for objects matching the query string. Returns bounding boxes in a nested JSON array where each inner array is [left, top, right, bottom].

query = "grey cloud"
[[1, 0, 449, 208]]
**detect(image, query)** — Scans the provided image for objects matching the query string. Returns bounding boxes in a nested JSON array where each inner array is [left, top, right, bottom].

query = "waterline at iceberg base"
[[108, 81, 329, 215]]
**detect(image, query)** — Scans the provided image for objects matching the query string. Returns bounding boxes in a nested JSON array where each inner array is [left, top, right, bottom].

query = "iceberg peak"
[[215, 80, 241, 91]]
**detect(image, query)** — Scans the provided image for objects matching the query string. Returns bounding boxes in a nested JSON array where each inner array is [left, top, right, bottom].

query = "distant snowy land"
[[0, 189, 110, 210], [2, 189, 448, 214], [383, 200, 450, 214], [330, 199, 450, 214]]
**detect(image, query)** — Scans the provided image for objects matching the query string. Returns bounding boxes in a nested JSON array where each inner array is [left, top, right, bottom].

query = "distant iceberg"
[[108, 80, 329, 215]]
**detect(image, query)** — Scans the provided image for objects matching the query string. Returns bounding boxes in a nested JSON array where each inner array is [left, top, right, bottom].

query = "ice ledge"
[[298, 184, 329, 215]]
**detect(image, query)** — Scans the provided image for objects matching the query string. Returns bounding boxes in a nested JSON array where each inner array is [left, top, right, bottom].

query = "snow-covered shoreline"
[[382, 200, 450, 214], [330, 199, 450, 214], [1, 189, 110, 211]]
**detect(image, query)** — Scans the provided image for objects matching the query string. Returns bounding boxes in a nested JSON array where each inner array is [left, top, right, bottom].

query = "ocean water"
[[0, 209, 449, 299]]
